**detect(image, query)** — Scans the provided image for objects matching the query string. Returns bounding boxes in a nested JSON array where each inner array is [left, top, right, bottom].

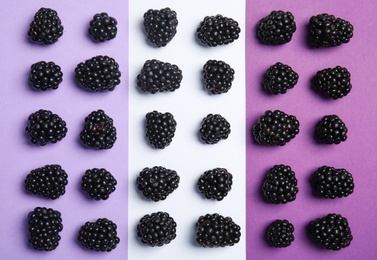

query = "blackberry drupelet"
[[308, 213, 353, 250], [88, 13, 117, 42], [315, 115, 348, 144], [27, 207, 63, 251], [196, 213, 241, 247], [137, 211, 177, 246], [29, 61, 63, 91], [25, 164, 68, 199], [266, 219, 295, 248], [80, 109, 117, 149], [81, 168, 117, 200], [25, 109, 68, 146], [143, 8, 178, 47], [75, 55, 121, 92], [197, 15, 241, 47], [145, 111, 177, 149], [136, 166, 180, 201], [313, 66, 351, 99], [137, 59, 183, 93], [199, 114, 231, 144], [257, 11, 296, 45], [203, 60, 235, 94], [253, 110, 300, 146], [28, 7, 64, 45], [197, 168, 233, 201], [78, 218, 120, 252], [263, 62, 299, 95]]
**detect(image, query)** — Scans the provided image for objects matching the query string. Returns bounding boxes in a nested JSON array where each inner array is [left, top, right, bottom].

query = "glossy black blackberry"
[[313, 66, 351, 99], [315, 115, 348, 144], [196, 213, 241, 247], [28, 7, 64, 45], [253, 110, 300, 146], [311, 166, 354, 199], [263, 62, 299, 95], [81, 168, 117, 200], [25, 109, 68, 146], [197, 168, 233, 201], [25, 164, 68, 199], [257, 11, 296, 45], [29, 61, 63, 91], [266, 219, 295, 248], [88, 13, 117, 42], [309, 14, 354, 48], [199, 114, 231, 144], [145, 111, 177, 149], [75, 55, 121, 92], [197, 15, 241, 47], [308, 213, 353, 250], [137, 212, 177, 246], [80, 110, 117, 149], [137, 59, 183, 94], [143, 8, 178, 47], [28, 207, 63, 251], [78, 218, 120, 252], [203, 60, 235, 94]]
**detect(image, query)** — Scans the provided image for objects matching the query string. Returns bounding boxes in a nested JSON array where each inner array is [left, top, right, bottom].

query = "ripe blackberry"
[[199, 114, 231, 144], [80, 109, 117, 150], [196, 213, 241, 247], [197, 168, 233, 201], [197, 15, 241, 47], [27, 207, 63, 251], [25, 164, 68, 199], [25, 109, 68, 146], [137, 212, 177, 246], [311, 166, 354, 199], [309, 14, 354, 48], [88, 12, 117, 42], [266, 219, 295, 248], [313, 66, 351, 99], [253, 110, 300, 146], [263, 62, 299, 95], [308, 213, 353, 250], [203, 60, 235, 94], [75, 55, 121, 92], [28, 7, 64, 45], [262, 165, 299, 204], [136, 166, 180, 201], [81, 168, 117, 200], [315, 115, 348, 144], [145, 111, 177, 149], [257, 11, 296, 45], [137, 59, 183, 94], [29, 61, 63, 91], [143, 8, 178, 47], [78, 218, 120, 252]]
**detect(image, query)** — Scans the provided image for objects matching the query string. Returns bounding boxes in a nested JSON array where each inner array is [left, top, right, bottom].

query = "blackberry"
[[27, 207, 63, 251], [143, 8, 178, 47], [197, 15, 241, 47], [137, 212, 177, 246], [313, 66, 351, 99], [262, 165, 299, 204], [81, 168, 117, 200], [75, 55, 121, 92], [311, 166, 354, 199], [88, 12, 117, 42], [309, 14, 354, 48], [78, 218, 120, 252], [196, 213, 241, 247], [253, 110, 300, 146], [199, 114, 231, 144], [137, 59, 183, 94], [25, 109, 68, 146], [136, 166, 180, 201], [145, 111, 177, 149], [257, 11, 296, 45], [203, 60, 235, 94], [266, 219, 295, 248], [263, 62, 299, 95], [29, 61, 63, 91], [25, 164, 68, 200], [308, 213, 353, 250], [80, 109, 117, 150], [197, 168, 233, 201], [28, 7, 64, 45], [315, 115, 348, 144]]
